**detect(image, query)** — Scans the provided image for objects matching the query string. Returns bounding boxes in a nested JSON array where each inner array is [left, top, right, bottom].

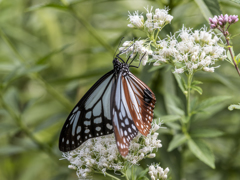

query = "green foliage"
[[0, 0, 240, 180]]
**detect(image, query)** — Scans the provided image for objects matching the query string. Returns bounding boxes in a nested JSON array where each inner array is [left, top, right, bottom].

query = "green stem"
[[131, 166, 134, 180], [226, 38, 240, 76], [154, 29, 160, 42], [0, 94, 59, 162], [186, 74, 193, 123]]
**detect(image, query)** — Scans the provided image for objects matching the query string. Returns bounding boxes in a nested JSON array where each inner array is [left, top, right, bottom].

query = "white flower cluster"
[[119, 40, 153, 65], [149, 164, 169, 180], [128, 7, 173, 32], [62, 122, 163, 179], [153, 26, 227, 74]]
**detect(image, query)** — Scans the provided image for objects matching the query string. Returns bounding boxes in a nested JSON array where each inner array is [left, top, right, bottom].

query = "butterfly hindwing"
[[123, 72, 156, 136], [111, 72, 139, 157], [59, 70, 115, 152]]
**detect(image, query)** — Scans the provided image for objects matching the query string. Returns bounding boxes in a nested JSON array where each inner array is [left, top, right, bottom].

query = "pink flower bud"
[[224, 14, 228, 23], [210, 24, 216, 29], [209, 17, 213, 23], [212, 17, 218, 24]]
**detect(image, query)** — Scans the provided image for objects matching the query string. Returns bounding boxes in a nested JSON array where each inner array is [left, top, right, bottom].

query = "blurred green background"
[[0, 0, 240, 180]]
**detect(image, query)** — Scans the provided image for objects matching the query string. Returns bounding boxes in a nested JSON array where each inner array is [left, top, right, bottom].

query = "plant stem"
[[186, 74, 193, 123], [225, 38, 240, 76]]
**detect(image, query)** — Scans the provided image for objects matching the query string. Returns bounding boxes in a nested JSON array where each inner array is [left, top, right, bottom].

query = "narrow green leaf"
[[167, 105, 185, 116], [173, 73, 186, 94], [228, 103, 240, 111], [227, 47, 235, 65], [136, 167, 149, 179], [191, 85, 202, 95], [161, 115, 181, 122], [25, 65, 48, 74], [165, 122, 181, 130], [168, 134, 188, 152], [190, 129, 224, 138], [36, 43, 73, 64], [191, 80, 203, 86], [213, 72, 237, 91], [188, 139, 215, 168], [26, 3, 68, 12], [194, 0, 213, 21], [148, 64, 166, 72], [203, 0, 221, 16], [196, 96, 231, 111], [236, 53, 240, 64]]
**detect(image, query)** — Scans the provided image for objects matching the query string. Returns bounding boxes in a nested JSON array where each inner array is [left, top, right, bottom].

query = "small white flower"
[[174, 67, 184, 74], [147, 153, 156, 158], [203, 67, 215, 72], [128, 11, 144, 29]]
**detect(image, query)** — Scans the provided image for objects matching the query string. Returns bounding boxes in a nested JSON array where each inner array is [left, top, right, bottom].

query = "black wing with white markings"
[[59, 70, 115, 152]]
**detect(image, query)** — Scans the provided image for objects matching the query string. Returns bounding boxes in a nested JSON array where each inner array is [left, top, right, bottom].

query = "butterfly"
[[59, 48, 156, 157]]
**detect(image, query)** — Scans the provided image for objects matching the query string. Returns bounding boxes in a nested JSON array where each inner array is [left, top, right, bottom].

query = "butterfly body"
[[59, 55, 156, 156]]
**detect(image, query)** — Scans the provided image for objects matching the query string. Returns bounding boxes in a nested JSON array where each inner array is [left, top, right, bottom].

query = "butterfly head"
[[113, 58, 129, 75]]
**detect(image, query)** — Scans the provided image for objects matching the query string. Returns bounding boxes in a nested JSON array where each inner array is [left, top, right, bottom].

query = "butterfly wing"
[[59, 70, 115, 152], [122, 72, 156, 136], [111, 72, 139, 157]]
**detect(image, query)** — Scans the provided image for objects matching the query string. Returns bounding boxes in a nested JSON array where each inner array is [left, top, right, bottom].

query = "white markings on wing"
[[85, 111, 91, 119], [93, 100, 101, 116], [85, 75, 112, 109], [94, 117, 102, 124], [72, 111, 80, 136], [102, 80, 112, 119]]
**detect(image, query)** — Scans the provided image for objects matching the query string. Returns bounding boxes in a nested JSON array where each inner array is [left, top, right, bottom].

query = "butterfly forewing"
[[123, 72, 156, 136], [59, 70, 115, 152], [111, 72, 139, 156]]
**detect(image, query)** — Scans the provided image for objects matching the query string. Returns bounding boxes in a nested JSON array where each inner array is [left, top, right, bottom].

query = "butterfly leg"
[[129, 52, 146, 68]]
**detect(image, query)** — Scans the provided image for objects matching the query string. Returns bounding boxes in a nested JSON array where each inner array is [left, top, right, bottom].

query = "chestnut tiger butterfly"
[[59, 46, 156, 156]]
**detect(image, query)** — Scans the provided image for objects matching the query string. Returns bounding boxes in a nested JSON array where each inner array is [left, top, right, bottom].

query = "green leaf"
[[173, 73, 187, 94], [167, 104, 185, 116], [168, 134, 188, 152], [190, 129, 224, 138], [236, 53, 240, 64], [228, 103, 240, 111], [194, 0, 213, 21], [165, 122, 181, 130], [196, 96, 231, 111], [26, 3, 69, 12], [203, 0, 221, 16], [148, 64, 166, 72], [136, 167, 149, 179], [191, 80, 203, 86], [36, 43, 73, 64], [161, 115, 181, 122], [188, 138, 215, 168], [227, 47, 235, 65], [213, 72, 237, 91], [191, 85, 202, 95]]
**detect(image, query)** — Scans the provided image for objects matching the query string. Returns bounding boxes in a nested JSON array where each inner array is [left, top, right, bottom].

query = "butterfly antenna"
[[114, 37, 125, 59]]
